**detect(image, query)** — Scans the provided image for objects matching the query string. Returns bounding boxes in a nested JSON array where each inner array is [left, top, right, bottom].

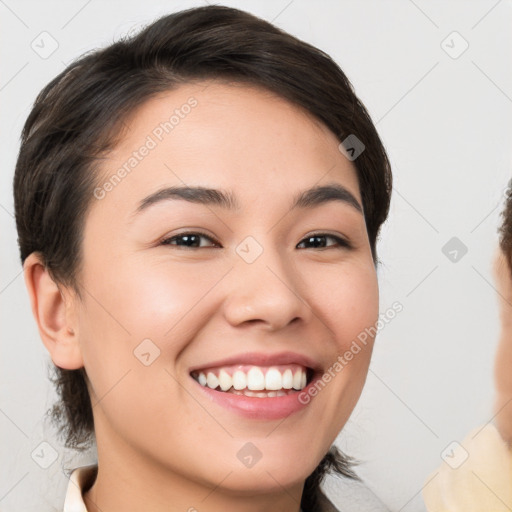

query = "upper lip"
[[188, 351, 323, 374]]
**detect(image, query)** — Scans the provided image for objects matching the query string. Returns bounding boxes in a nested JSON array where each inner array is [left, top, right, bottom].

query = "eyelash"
[[160, 231, 351, 250]]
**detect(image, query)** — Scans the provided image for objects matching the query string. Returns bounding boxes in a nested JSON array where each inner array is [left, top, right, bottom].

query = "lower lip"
[[191, 373, 321, 420]]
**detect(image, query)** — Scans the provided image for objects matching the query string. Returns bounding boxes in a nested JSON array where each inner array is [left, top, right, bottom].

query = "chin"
[[219, 451, 320, 493], [216, 467, 310, 496]]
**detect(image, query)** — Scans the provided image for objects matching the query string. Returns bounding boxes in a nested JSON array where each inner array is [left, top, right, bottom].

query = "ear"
[[23, 252, 84, 370]]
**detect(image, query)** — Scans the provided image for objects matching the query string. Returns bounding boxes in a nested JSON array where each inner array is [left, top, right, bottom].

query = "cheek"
[[304, 259, 379, 351], [76, 257, 216, 438], [76, 255, 230, 405], [302, 261, 378, 433], [119, 258, 230, 342], [82, 253, 228, 341]]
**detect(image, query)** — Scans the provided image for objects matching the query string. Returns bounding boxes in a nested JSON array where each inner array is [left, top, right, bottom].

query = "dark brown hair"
[[500, 179, 512, 273], [14, 5, 392, 511]]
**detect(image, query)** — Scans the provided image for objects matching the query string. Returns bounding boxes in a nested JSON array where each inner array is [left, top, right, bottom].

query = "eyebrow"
[[133, 182, 363, 216]]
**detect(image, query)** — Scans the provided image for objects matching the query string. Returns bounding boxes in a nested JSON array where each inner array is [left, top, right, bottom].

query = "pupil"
[[308, 236, 325, 248], [178, 235, 198, 246]]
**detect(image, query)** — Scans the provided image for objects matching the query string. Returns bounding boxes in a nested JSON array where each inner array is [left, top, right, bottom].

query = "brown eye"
[[161, 232, 220, 248], [296, 234, 351, 250]]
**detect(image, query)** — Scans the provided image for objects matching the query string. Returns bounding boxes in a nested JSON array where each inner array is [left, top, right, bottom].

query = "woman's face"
[[75, 81, 379, 494]]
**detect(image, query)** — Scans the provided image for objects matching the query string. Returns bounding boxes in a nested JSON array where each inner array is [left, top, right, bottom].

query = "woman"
[[14, 6, 392, 511]]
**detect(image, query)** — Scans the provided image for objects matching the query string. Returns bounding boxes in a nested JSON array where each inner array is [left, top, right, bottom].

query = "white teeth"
[[247, 367, 265, 390], [218, 369, 232, 391], [292, 370, 303, 390], [227, 388, 296, 398], [282, 369, 293, 389], [206, 372, 219, 389], [232, 370, 247, 390], [265, 368, 282, 390], [194, 366, 310, 393]]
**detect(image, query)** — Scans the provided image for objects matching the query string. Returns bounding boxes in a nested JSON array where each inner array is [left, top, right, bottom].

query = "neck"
[[83, 432, 305, 512]]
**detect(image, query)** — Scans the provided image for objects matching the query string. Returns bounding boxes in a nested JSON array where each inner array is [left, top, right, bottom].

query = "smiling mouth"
[[190, 364, 315, 398]]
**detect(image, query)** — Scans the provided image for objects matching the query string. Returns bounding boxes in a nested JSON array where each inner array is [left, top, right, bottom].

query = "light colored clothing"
[[423, 423, 512, 511], [63, 464, 97, 512]]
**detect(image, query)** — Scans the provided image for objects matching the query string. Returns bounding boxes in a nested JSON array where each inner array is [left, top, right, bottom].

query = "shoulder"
[[422, 423, 512, 511]]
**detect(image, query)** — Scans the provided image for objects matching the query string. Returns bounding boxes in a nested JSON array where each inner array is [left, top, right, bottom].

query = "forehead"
[[91, 80, 361, 218]]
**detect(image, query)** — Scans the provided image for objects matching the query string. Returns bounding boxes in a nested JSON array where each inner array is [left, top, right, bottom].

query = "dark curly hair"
[[500, 179, 512, 272], [14, 6, 392, 511]]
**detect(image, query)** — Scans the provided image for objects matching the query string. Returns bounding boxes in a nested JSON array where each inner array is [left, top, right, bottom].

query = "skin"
[[493, 249, 512, 446], [24, 81, 379, 512]]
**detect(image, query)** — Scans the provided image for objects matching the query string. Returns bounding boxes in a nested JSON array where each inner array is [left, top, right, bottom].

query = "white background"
[[1, 1, 511, 511]]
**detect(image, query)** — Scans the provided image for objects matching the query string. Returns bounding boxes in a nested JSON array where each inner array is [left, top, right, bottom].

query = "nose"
[[222, 242, 311, 331]]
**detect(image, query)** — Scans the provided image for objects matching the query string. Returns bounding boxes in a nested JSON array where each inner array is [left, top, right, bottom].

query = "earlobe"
[[23, 252, 84, 370]]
